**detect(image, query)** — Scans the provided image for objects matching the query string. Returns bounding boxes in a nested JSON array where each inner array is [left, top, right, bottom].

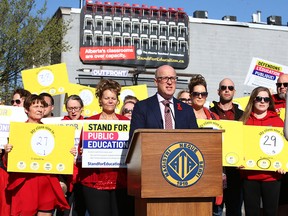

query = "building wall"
[[187, 20, 288, 100], [55, 7, 288, 115]]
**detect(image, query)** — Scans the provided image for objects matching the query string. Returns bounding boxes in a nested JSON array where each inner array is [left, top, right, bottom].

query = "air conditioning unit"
[[267, 16, 282, 26], [193, 10, 208, 19], [222, 16, 237, 21]]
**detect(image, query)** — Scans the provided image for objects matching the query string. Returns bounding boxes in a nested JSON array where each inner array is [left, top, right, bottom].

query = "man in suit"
[[129, 65, 198, 139]]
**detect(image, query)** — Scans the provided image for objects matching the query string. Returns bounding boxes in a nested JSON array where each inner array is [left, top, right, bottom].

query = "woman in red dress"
[[4, 94, 70, 216], [77, 79, 133, 216], [0, 149, 10, 215]]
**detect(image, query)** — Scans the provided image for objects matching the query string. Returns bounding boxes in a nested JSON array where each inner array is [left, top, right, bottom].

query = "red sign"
[[80, 46, 136, 61]]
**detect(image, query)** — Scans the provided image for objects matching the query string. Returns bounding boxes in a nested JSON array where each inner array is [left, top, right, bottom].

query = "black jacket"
[[210, 101, 243, 120]]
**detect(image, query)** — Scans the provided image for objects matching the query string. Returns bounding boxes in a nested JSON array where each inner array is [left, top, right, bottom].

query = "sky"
[[41, 0, 288, 25]]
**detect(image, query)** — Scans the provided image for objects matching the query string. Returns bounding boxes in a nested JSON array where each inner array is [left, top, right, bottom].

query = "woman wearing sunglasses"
[[188, 74, 219, 120], [11, 88, 31, 107], [240, 86, 285, 216], [177, 89, 192, 105], [120, 101, 135, 120]]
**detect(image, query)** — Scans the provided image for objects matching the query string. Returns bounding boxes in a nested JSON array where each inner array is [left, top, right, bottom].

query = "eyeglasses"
[[123, 108, 133, 114], [220, 85, 235, 91], [11, 99, 21, 105], [179, 98, 192, 104], [255, 96, 271, 103], [276, 83, 288, 88], [191, 92, 208, 98], [156, 76, 178, 83], [67, 107, 82, 112]]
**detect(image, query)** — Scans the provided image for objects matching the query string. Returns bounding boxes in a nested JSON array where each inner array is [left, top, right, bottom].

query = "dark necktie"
[[162, 100, 173, 129]]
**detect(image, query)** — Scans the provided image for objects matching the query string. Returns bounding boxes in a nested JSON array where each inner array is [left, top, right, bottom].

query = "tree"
[[0, 0, 71, 104]]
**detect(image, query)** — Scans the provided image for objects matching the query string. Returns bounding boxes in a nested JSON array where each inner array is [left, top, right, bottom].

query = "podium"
[[126, 129, 223, 216]]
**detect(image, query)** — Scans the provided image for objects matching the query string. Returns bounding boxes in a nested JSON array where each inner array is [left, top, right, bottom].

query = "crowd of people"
[[0, 65, 288, 216]]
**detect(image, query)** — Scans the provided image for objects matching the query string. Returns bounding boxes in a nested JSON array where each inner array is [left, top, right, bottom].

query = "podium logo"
[[160, 142, 205, 188]]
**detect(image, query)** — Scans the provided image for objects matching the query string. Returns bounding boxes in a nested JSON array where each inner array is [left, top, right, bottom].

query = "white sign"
[[81, 120, 130, 168], [244, 57, 288, 91], [90, 69, 129, 77], [0, 106, 27, 148], [42, 118, 85, 161]]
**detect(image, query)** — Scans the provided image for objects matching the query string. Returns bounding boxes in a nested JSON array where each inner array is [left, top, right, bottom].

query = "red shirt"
[[77, 113, 130, 190], [272, 94, 286, 113], [62, 115, 84, 120], [7, 122, 69, 215], [203, 107, 220, 120], [214, 103, 235, 120], [241, 110, 284, 181], [61, 115, 84, 192], [0, 166, 9, 215]]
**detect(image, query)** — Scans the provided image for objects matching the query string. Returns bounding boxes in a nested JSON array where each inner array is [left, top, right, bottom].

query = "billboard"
[[79, 2, 189, 69]]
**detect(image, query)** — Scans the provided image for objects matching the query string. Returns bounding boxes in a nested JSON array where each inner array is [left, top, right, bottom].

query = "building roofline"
[[189, 16, 288, 31]]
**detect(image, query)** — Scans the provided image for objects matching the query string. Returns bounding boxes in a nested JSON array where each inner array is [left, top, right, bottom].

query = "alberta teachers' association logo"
[[160, 142, 205, 188]]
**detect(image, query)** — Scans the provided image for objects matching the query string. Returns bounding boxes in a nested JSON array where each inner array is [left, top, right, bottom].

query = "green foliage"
[[0, 0, 71, 103]]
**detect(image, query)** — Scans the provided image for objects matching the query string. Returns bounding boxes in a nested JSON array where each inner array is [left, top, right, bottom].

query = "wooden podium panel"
[[134, 197, 213, 216], [126, 129, 223, 216]]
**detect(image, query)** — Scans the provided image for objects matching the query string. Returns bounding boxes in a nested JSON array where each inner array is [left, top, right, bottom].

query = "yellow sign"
[[232, 96, 249, 111], [64, 84, 149, 117], [7, 122, 75, 174], [242, 125, 288, 171], [120, 84, 148, 102], [197, 119, 244, 167], [197, 119, 288, 171], [21, 63, 70, 95], [279, 108, 285, 121], [65, 84, 98, 116], [21, 63, 149, 117], [118, 84, 148, 113], [40, 118, 85, 163]]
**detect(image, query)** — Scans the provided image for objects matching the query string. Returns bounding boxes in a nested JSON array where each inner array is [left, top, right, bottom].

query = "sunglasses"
[[191, 92, 208, 98], [123, 108, 133, 114], [276, 82, 288, 88], [179, 98, 192, 103], [11, 99, 21, 105], [255, 96, 271, 103], [220, 85, 234, 91]]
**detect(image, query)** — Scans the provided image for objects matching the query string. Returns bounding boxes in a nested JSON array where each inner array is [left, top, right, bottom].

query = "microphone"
[[165, 102, 176, 127]]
